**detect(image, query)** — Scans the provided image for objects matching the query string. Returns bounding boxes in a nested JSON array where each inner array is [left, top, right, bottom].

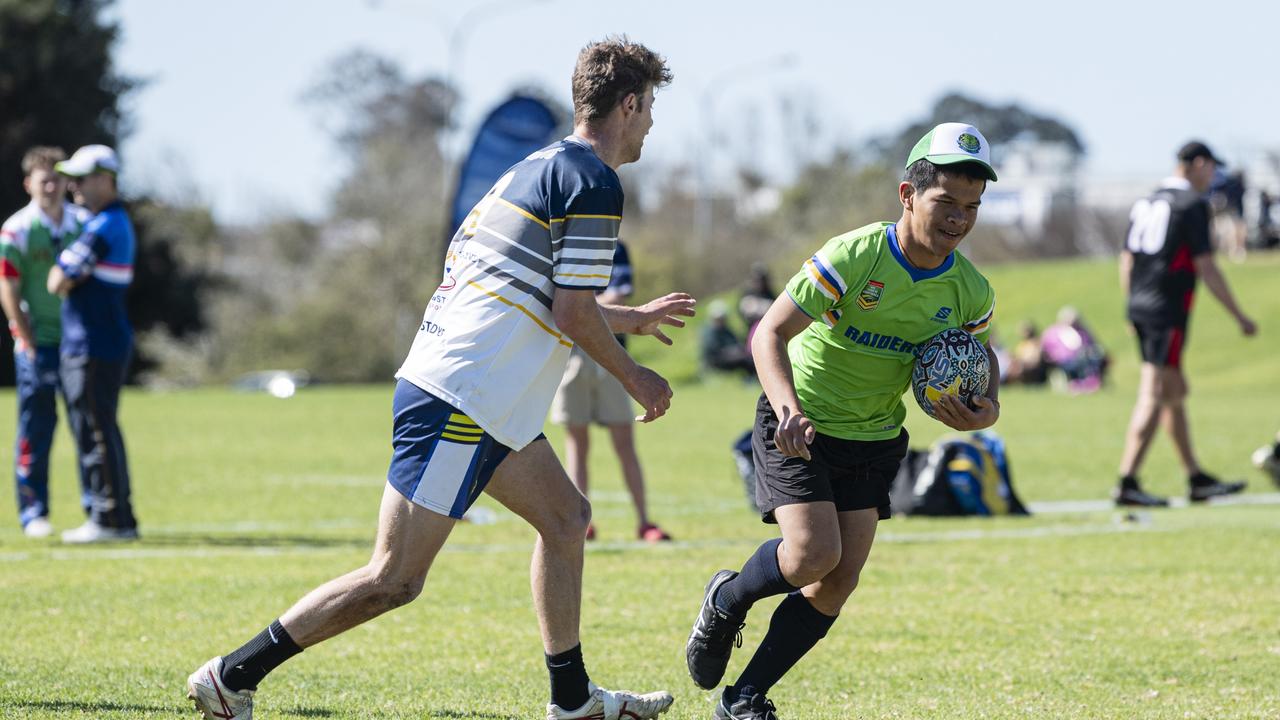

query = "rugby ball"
[[911, 328, 989, 419]]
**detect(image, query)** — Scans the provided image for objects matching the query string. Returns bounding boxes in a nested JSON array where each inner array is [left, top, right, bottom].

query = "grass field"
[[1, 254, 1278, 719]]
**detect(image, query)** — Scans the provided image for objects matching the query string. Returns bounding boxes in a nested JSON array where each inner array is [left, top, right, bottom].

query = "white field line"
[[0, 520, 1167, 563], [4, 495, 1275, 564], [1029, 492, 1280, 514]]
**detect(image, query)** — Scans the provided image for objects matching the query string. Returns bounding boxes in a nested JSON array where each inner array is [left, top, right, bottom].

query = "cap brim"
[[53, 160, 94, 177], [926, 154, 998, 181]]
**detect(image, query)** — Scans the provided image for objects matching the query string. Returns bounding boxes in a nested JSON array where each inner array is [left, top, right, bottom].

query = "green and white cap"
[[905, 123, 997, 181], [55, 144, 120, 177]]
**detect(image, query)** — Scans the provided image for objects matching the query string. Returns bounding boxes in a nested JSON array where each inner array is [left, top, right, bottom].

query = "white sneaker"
[[23, 517, 54, 538], [546, 681, 674, 720], [187, 656, 254, 720], [61, 521, 139, 544], [1252, 445, 1280, 485]]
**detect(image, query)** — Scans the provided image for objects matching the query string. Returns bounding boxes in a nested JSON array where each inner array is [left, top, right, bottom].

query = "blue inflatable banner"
[[449, 95, 560, 233]]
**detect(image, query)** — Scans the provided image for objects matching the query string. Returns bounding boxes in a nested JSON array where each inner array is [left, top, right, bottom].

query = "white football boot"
[[186, 657, 254, 720], [545, 681, 673, 720], [23, 517, 54, 538], [61, 521, 138, 544]]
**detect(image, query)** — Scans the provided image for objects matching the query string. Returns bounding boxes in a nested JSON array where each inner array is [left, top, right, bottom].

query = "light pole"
[[695, 54, 797, 249]]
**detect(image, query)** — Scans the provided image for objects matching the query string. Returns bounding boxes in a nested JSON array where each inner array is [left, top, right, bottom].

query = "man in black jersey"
[[1115, 141, 1257, 507]]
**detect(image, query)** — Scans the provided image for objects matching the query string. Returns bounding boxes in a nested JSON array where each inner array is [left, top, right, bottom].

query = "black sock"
[[731, 592, 837, 697], [546, 644, 590, 711], [1189, 471, 1216, 487], [715, 538, 798, 617], [1119, 475, 1140, 491], [220, 619, 303, 692]]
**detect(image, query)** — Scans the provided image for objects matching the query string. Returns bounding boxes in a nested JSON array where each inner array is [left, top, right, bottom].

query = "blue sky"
[[111, 0, 1273, 223]]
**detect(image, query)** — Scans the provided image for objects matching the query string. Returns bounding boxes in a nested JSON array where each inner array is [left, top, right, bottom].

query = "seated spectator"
[[1006, 321, 1047, 386], [701, 300, 754, 375], [1041, 306, 1108, 393], [737, 262, 774, 335]]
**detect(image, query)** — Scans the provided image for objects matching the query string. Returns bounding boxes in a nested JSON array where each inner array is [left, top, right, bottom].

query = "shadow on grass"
[[5, 699, 343, 718], [428, 711, 521, 720], [135, 533, 369, 550], [5, 699, 186, 715]]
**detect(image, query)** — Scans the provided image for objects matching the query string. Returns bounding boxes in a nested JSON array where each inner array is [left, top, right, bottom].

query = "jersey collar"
[[1160, 176, 1192, 191], [27, 201, 76, 238], [887, 223, 954, 282]]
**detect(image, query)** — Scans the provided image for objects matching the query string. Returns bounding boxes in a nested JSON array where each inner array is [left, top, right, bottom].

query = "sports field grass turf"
[[1, 254, 1278, 718]]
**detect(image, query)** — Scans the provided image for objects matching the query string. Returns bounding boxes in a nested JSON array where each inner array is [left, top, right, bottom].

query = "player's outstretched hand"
[[633, 293, 697, 345], [775, 405, 816, 460], [625, 365, 673, 423], [1238, 314, 1258, 337], [934, 394, 999, 431]]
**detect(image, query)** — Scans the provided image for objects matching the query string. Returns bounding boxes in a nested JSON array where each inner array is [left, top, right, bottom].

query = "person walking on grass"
[[1113, 141, 1256, 507]]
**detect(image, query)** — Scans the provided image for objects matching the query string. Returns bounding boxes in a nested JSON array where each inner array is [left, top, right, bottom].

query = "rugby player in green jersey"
[[686, 123, 1001, 719]]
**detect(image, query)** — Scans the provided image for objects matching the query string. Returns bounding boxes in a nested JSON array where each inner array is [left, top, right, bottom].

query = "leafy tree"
[[0, 0, 137, 214], [879, 92, 1085, 167]]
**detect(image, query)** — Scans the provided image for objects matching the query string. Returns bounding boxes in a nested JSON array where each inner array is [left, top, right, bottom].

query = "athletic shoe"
[[1251, 445, 1280, 487], [61, 521, 139, 544], [638, 523, 672, 543], [713, 689, 780, 720], [1189, 474, 1247, 502], [1113, 486, 1169, 507], [23, 517, 53, 538], [187, 656, 254, 720], [686, 570, 745, 690], [545, 681, 673, 719]]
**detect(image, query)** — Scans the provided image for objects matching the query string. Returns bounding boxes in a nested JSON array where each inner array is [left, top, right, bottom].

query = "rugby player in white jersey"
[[187, 36, 692, 720]]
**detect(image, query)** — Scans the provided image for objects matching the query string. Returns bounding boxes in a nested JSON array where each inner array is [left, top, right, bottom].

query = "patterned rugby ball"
[[911, 328, 990, 419]]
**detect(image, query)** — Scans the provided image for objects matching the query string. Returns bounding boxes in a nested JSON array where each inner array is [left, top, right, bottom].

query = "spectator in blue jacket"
[[48, 145, 138, 543]]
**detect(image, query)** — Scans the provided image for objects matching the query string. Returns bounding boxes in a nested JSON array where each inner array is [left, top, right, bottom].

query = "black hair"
[[904, 159, 989, 194]]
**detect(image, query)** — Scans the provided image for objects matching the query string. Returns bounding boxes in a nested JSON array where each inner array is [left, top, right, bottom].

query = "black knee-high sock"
[[221, 619, 303, 692], [546, 644, 591, 710], [714, 538, 798, 617], [731, 592, 837, 698]]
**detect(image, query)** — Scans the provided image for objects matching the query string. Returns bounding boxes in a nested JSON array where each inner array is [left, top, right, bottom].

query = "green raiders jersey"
[[784, 222, 995, 440], [0, 202, 83, 346]]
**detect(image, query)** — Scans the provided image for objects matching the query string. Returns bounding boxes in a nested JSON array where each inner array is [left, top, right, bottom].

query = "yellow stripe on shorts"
[[441, 431, 482, 444]]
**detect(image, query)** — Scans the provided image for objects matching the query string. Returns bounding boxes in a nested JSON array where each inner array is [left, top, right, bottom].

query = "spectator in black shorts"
[[1115, 140, 1258, 507]]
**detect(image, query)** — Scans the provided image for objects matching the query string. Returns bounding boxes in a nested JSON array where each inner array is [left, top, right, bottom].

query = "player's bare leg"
[[712, 505, 876, 719], [1115, 363, 1171, 507], [606, 423, 667, 539], [562, 424, 594, 539], [188, 485, 455, 719], [280, 485, 456, 645], [1119, 363, 1164, 479], [1156, 368, 1200, 475], [485, 437, 672, 718], [799, 507, 879, 616], [772, 502, 843, 589], [485, 438, 590, 654]]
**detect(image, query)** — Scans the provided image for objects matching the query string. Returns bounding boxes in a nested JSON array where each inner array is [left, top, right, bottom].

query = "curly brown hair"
[[571, 35, 672, 125], [21, 146, 66, 175]]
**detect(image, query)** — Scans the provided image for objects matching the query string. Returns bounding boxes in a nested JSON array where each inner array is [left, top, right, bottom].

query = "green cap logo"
[[957, 133, 981, 154]]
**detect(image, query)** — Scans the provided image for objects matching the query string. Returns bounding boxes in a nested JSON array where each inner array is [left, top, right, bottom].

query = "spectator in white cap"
[[47, 144, 140, 543]]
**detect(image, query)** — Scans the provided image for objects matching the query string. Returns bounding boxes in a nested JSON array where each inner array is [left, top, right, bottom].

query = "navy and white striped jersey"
[[397, 136, 624, 449]]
